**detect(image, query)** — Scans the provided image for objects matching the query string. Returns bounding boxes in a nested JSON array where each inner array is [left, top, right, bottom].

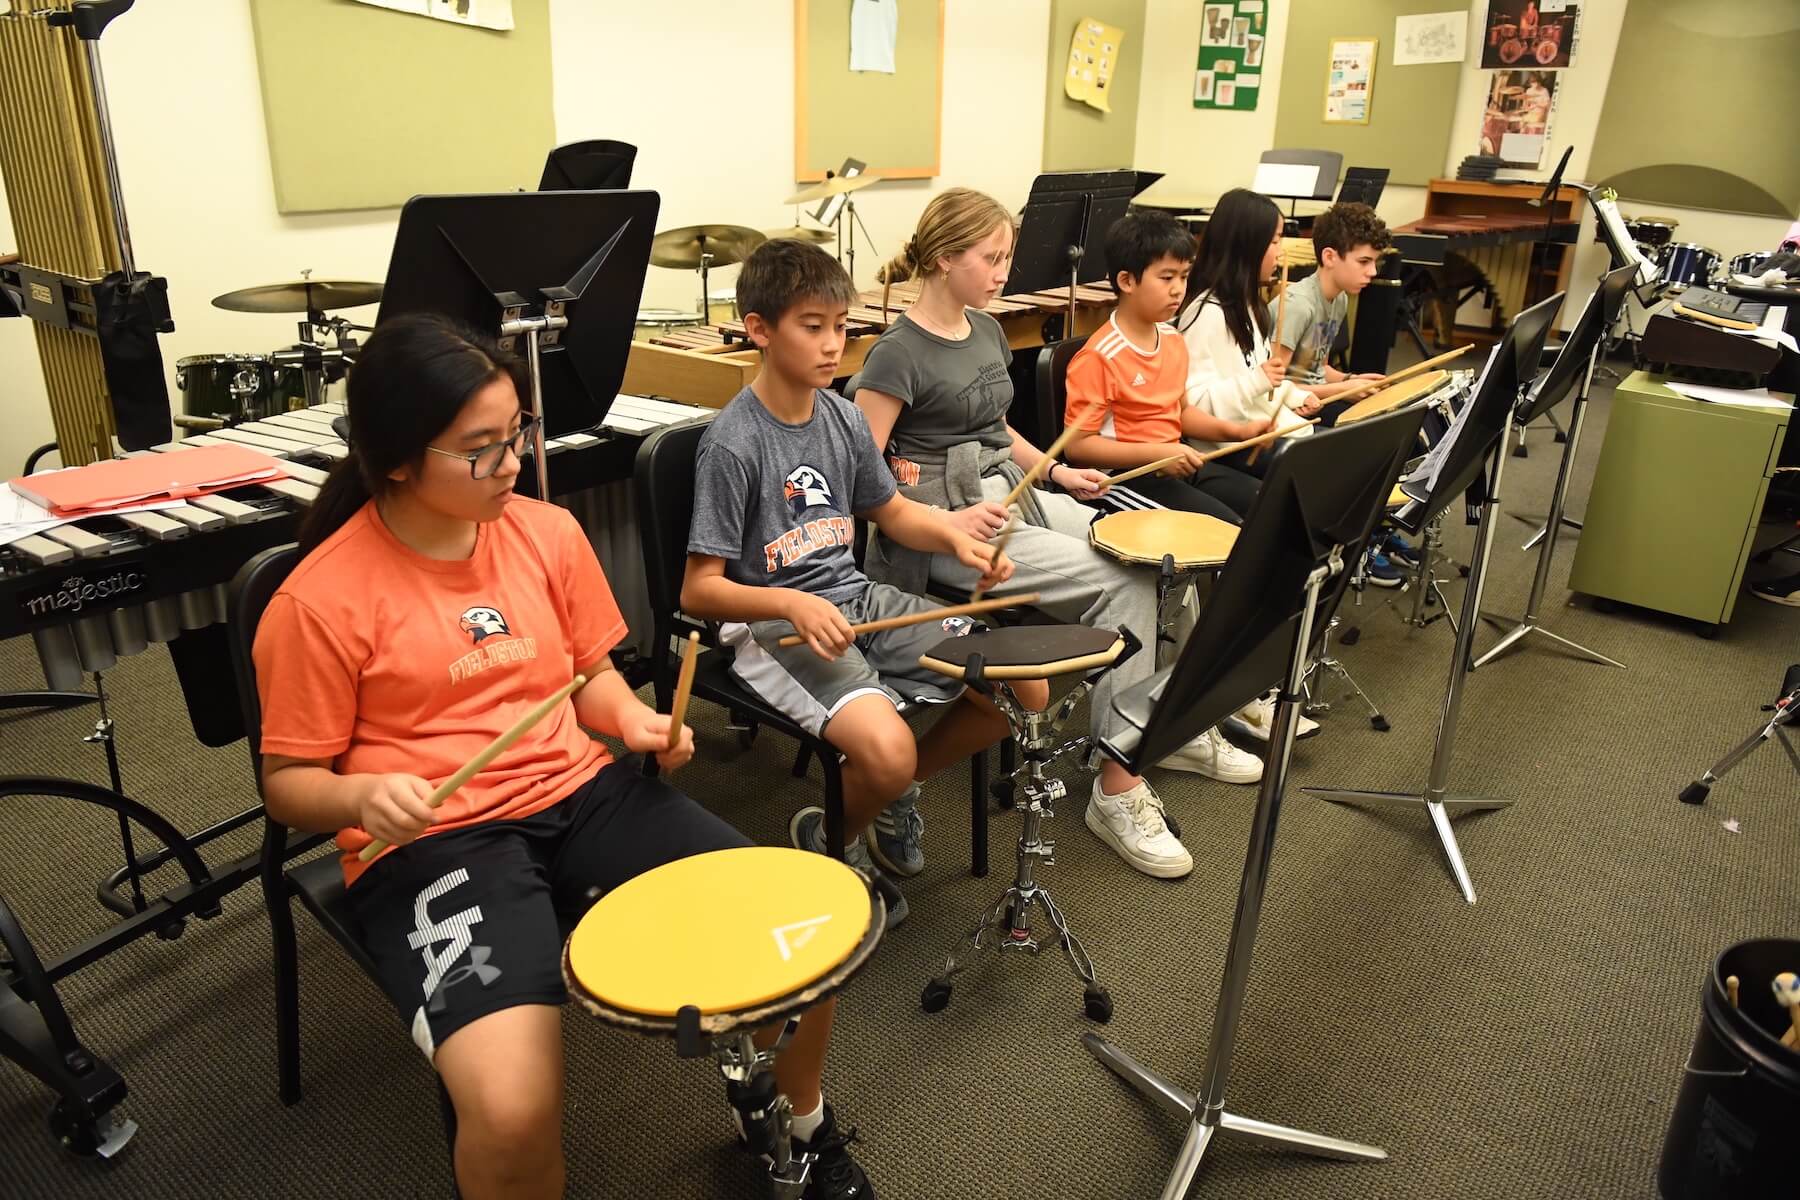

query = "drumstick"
[[775, 594, 1039, 648], [975, 391, 1108, 601], [1202, 417, 1320, 461], [1274, 262, 1288, 344], [666, 631, 700, 752], [1102, 454, 1187, 487], [1726, 975, 1740, 1009], [1334, 345, 1476, 406], [356, 675, 589, 862], [1774, 972, 1800, 1046]]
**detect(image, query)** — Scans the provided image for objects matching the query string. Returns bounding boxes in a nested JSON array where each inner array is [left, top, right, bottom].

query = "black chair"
[[225, 546, 460, 1177], [633, 419, 991, 877]]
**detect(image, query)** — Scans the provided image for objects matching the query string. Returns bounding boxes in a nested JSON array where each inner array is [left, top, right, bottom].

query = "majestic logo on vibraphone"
[[22, 570, 150, 620]]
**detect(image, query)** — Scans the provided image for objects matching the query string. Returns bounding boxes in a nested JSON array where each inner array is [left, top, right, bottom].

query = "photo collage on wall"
[[1194, 0, 1267, 112], [1475, 1, 1580, 167]]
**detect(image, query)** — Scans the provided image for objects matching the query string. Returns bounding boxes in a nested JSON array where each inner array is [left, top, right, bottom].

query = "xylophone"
[[2, 393, 713, 694], [622, 280, 1118, 407]]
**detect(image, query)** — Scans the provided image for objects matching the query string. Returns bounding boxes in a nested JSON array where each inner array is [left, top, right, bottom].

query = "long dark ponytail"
[[298, 313, 525, 556], [1177, 188, 1283, 356]]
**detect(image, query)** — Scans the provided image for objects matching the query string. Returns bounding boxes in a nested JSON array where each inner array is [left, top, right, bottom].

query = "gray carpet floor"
[[3, 362, 1798, 1199]]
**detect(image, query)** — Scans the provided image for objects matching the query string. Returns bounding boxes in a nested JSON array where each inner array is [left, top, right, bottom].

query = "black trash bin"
[[1658, 938, 1800, 1197]]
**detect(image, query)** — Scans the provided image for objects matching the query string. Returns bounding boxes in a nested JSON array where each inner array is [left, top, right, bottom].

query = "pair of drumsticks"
[[1724, 971, 1800, 1046], [357, 636, 708, 862]]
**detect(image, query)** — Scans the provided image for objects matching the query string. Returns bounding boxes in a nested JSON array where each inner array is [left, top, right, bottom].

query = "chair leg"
[[791, 743, 814, 778], [264, 876, 304, 1106], [822, 753, 847, 861], [971, 749, 989, 878]]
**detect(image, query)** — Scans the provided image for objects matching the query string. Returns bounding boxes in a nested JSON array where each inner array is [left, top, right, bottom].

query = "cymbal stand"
[[834, 197, 878, 286], [695, 245, 716, 322], [1086, 552, 1389, 1198]]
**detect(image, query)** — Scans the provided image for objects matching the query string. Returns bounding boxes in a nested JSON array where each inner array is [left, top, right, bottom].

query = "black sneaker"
[[794, 1105, 876, 1199], [1750, 572, 1800, 607]]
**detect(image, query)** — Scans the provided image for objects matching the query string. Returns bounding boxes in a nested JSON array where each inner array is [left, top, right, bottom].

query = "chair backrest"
[[227, 544, 301, 776], [1033, 333, 1094, 445], [538, 139, 636, 190], [633, 418, 714, 687]]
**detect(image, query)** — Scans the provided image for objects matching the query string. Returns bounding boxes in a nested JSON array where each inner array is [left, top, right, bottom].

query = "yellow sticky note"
[[1066, 16, 1125, 111]]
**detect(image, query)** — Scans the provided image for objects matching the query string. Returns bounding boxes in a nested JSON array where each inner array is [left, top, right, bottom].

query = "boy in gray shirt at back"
[[682, 240, 1045, 925], [1269, 201, 1391, 424]]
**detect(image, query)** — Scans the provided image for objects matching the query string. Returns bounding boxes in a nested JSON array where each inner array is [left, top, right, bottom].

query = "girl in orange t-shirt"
[[252, 314, 874, 1200]]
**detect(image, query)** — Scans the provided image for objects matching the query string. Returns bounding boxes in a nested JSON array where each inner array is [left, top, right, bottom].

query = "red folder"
[[8, 443, 288, 517]]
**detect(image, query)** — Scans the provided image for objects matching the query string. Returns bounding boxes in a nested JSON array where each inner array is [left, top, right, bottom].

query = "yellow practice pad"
[[1388, 484, 1409, 508], [567, 847, 871, 1018], [1090, 509, 1239, 569], [1338, 370, 1449, 425]]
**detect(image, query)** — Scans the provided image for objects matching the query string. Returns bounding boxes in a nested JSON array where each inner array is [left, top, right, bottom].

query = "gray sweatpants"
[[911, 476, 1192, 746]]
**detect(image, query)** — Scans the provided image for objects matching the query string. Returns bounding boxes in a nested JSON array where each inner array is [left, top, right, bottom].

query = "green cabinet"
[[1569, 371, 1792, 628]]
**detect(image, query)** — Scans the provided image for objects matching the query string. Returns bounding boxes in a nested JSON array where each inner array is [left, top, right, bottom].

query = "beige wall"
[[0, 0, 1052, 472], [1040, 0, 1146, 172]]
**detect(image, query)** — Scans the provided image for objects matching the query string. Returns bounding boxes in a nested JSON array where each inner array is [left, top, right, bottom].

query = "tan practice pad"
[[1388, 483, 1410, 508], [918, 626, 1125, 682], [1338, 370, 1449, 425], [1089, 510, 1238, 570]]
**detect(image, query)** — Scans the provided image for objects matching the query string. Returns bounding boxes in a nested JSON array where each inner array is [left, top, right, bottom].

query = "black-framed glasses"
[[424, 416, 538, 480]]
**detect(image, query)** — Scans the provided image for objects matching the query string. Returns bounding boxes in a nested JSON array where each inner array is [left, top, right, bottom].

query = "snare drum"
[[706, 288, 739, 325], [1337, 369, 1449, 425], [1088, 510, 1238, 571], [1658, 243, 1721, 288], [564, 847, 881, 1039], [1729, 251, 1773, 280], [633, 307, 704, 343], [175, 353, 307, 422]]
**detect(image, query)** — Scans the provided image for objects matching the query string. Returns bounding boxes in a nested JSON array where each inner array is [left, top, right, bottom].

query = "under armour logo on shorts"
[[426, 945, 503, 1014]]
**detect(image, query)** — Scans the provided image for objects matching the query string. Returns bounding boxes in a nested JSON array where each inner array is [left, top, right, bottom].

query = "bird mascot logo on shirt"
[[459, 606, 512, 644], [782, 465, 835, 516]]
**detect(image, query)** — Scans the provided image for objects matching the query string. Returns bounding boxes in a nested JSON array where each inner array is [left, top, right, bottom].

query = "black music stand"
[[376, 190, 659, 497], [538, 139, 636, 190], [1085, 404, 1429, 1197], [1007, 170, 1152, 322], [1475, 264, 1636, 671], [1336, 166, 1389, 209], [1304, 292, 1564, 904]]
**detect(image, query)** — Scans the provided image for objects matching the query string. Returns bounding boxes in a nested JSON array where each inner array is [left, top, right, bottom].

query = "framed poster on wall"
[[1195, 0, 1267, 112], [1324, 36, 1376, 124]]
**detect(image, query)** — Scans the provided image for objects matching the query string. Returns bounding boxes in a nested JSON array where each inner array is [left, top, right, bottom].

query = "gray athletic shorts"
[[721, 580, 978, 736]]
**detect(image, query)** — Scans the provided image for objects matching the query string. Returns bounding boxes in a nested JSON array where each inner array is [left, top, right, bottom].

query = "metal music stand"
[[1475, 265, 1637, 671], [376, 190, 658, 498], [1007, 170, 1152, 331], [1086, 404, 1429, 1200], [1304, 293, 1564, 904]]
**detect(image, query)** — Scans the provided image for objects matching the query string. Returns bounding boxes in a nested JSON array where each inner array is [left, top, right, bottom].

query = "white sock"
[[790, 1097, 825, 1143]]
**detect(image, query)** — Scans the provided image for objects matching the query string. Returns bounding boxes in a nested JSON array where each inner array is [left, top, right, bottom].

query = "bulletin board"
[[1271, 0, 1459, 188], [1194, 1, 1270, 113], [248, 0, 554, 214], [795, 0, 944, 183]]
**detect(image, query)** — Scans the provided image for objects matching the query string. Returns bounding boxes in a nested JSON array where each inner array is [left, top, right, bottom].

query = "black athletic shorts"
[[345, 761, 750, 1059]]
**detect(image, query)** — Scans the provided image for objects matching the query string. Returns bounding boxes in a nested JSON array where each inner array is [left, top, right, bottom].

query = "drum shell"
[[1729, 252, 1772, 280], [176, 354, 307, 422], [1658, 243, 1722, 288], [1628, 220, 1677, 249]]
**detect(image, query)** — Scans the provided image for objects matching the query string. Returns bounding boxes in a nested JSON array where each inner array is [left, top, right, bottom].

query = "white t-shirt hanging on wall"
[[850, 0, 898, 73]]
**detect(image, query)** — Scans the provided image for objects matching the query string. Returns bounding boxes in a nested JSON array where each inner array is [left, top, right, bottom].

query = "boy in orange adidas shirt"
[[1063, 211, 1264, 522]]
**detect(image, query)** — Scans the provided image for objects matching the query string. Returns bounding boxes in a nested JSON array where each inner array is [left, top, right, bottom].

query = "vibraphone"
[[622, 280, 1118, 407], [3, 393, 713, 693]]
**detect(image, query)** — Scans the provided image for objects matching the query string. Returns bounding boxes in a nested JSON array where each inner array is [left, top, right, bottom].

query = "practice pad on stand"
[[1089, 510, 1239, 570], [1338, 370, 1449, 425], [919, 626, 1125, 681]]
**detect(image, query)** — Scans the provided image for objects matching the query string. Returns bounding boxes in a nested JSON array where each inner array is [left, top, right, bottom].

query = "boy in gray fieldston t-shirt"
[[1269, 201, 1391, 425], [681, 239, 1045, 928]]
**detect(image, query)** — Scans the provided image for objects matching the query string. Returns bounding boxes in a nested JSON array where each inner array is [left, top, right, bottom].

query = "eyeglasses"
[[424, 416, 538, 480]]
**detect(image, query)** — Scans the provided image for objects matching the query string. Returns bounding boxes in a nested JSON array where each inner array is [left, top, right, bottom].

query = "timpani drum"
[[1337, 369, 1450, 425], [1087, 509, 1239, 571], [563, 846, 882, 1039]]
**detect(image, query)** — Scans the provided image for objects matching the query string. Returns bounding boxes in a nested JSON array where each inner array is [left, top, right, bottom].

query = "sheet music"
[[1591, 193, 1659, 289], [1252, 162, 1320, 199]]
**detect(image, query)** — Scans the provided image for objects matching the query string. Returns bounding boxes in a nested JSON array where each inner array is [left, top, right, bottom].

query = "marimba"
[[622, 281, 1118, 407]]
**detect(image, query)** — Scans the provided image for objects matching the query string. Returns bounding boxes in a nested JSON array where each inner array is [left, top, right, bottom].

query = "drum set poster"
[[1479, 70, 1558, 168], [1480, 1, 1580, 71]]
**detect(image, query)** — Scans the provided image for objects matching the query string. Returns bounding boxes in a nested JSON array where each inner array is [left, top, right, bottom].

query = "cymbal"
[[649, 224, 766, 270], [211, 279, 383, 314], [783, 174, 879, 206], [762, 225, 837, 245]]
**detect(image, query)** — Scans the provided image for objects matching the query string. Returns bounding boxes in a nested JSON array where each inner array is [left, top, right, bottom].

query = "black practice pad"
[[919, 626, 1124, 681]]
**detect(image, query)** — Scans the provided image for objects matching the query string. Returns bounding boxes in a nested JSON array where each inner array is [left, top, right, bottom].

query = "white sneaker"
[[1159, 726, 1264, 784], [1227, 693, 1320, 743], [1085, 779, 1193, 879]]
